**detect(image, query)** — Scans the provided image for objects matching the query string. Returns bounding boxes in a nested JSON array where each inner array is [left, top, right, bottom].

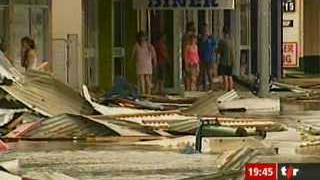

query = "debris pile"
[[0, 52, 290, 179]]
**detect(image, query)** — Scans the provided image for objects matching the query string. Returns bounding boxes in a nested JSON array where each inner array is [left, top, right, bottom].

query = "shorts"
[[156, 63, 166, 81], [185, 63, 199, 77], [219, 64, 232, 76]]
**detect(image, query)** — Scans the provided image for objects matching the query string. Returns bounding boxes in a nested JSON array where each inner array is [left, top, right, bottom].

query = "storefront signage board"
[[133, 0, 235, 10], [283, 42, 298, 68]]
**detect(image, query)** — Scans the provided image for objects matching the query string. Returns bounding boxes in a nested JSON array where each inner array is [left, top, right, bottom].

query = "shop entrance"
[[133, 0, 253, 92], [136, 9, 227, 92]]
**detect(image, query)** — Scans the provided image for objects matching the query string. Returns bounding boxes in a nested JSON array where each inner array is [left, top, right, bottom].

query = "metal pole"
[[271, 0, 283, 80], [258, 0, 270, 98]]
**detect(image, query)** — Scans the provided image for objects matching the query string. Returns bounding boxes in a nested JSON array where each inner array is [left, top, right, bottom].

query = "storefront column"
[[173, 10, 184, 94], [258, 0, 271, 97]]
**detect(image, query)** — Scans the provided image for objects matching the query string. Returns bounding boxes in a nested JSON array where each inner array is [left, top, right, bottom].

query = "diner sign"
[[133, 0, 235, 10]]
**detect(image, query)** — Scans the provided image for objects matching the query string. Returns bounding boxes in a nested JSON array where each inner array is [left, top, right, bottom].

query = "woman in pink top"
[[131, 31, 157, 95], [184, 35, 199, 91]]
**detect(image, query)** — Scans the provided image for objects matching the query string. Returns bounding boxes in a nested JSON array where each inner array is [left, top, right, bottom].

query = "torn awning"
[[133, 0, 235, 10]]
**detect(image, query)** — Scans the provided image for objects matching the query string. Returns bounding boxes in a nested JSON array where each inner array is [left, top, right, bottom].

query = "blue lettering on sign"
[[148, 0, 220, 8], [204, 0, 218, 7], [189, 0, 202, 7], [148, 0, 162, 7], [172, 0, 187, 7]]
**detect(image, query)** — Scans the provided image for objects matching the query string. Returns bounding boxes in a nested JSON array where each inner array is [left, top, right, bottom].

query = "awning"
[[133, 0, 235, 10]]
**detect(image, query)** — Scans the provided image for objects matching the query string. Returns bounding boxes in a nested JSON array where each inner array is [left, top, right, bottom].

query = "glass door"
[[112, 0, 126, 83], [240, 0, 251, 76], [83, 0, 99, 87]]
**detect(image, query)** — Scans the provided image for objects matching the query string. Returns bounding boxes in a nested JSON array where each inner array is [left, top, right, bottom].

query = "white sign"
[[133, 0, 235, 10]]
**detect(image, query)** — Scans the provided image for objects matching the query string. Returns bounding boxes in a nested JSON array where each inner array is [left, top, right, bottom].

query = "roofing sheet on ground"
[[26, 114, 119, 138], [1, 71, 95, 117]]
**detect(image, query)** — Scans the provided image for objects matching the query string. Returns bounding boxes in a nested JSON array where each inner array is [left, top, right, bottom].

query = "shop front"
[[87, 0, 258, 91], [133, 0, 253, 93]]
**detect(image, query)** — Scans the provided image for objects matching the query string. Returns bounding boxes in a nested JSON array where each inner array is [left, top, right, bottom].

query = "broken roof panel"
[[25, 114, 119, 138], [1, 71, 95, 117], [24, 114, 150, 139]]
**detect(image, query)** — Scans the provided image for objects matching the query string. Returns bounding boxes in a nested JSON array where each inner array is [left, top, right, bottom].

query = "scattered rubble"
[[217, 90, 281, 114], [0, 51, 310, 179]]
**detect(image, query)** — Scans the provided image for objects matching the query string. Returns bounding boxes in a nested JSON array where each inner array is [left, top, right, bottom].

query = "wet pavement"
[[1, 141, 219, 180]]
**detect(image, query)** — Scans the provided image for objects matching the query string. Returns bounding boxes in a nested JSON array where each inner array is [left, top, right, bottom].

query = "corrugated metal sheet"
[[26, 114, 119, 138], [1, 71, 95, 117], [91, 113, 281, 135]]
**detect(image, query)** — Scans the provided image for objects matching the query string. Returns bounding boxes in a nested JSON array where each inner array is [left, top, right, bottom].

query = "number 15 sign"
[[283, 42, 298, 68]]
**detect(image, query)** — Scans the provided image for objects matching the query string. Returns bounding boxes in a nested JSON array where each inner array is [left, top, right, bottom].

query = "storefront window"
[[240, 0, 250, 46], [14, 0, 48, 5], [240, 0, 251, 76]]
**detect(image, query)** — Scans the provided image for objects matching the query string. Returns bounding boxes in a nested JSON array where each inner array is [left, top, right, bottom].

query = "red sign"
[[283, 42, 298, 68], [245, 163, 278, 180]]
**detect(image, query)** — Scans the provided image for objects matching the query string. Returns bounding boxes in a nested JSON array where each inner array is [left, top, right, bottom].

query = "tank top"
[[185, 45, 199, 65]]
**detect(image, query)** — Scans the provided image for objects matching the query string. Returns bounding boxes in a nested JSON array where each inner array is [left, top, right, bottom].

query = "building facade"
[[1, 0, 283, 92], [283, 0, 320, 74], [84, 0, 275, 92]]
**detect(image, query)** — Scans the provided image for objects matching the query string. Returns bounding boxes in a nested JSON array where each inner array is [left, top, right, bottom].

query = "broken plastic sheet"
[[0, 51, 23, 82], [82, 85, 153, 116], [0, 109, 28, 127]]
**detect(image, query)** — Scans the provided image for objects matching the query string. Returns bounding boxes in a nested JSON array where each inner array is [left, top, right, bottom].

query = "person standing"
[[131, 31, 157, 95], [153, 33, 168, 95], [21, 37, 38, 71], [198, 24, 218, 91], [182, 22, 196, 90], [217, 28, 235, 91], [184, 35, 200, 91]]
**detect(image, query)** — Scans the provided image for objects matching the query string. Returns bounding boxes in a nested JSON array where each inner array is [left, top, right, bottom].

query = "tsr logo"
[[281, 165, 299, 180]]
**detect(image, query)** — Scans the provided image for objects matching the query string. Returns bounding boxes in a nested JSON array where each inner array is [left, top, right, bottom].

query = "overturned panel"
[[1, 71, 95, 117], [83, 85, 152, 116], [25, 114, 119, 139]]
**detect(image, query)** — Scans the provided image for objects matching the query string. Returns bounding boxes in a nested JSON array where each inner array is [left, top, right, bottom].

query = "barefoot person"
[[153, 33, 168, 95], [198, 23, 218, 91], [131, 31, 157, 95], [184, 35, 200, 91], [217, 28, 234, 91]]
